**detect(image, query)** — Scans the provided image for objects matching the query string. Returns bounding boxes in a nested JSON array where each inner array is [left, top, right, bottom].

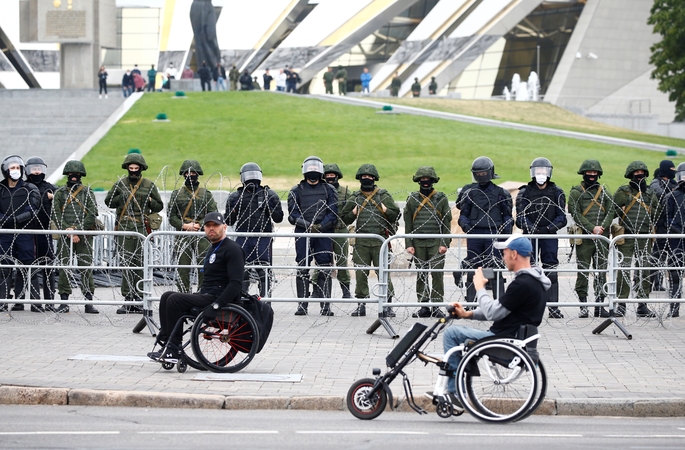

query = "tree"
[[648, 0, 685, 121]]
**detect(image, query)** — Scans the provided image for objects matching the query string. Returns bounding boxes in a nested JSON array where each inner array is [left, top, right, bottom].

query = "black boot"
[[636, 303, 656, 318], [594, 297, 610, 318], [548, 307, 564, 319], [412, 306, 431, 318], [30, 304, 44, 312], [578, 296, 588, 318], [320, 302, 334, 316], [295, 302, 308, 316], [668, 303, 680, 318], [340, 282, 352, 299], [295, 274, 309, 315], [56, 293, 69, 313], [383, 297, 395, 318], [431, 306, 446, 318], [351, 303, 366, 317], [84, 293, 99, 314], [615, 302, 626, 317]]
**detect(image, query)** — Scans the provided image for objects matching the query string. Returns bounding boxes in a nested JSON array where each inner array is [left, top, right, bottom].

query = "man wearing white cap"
[[434, 235, 550, 408]]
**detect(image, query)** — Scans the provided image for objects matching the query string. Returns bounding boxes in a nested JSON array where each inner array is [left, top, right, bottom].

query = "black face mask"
[[67, 174, 82, 187], [27, 173, 45, 184], [128, 169, 141, 182], [419, 181, 433, 195], [325, 176, 338, 187], [244, 179, 260, 190], [478, 181, 491, 189], [630, 175, 647, 192], [305, 172, 320, 183], [360, 178, 375, 191], [583, 174, 598, 186], [185, 174, 199, 188]]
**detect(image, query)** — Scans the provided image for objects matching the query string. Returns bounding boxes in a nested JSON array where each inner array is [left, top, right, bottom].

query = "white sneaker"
[[105, 94, 108, 99], [99, 94, 102, 99]]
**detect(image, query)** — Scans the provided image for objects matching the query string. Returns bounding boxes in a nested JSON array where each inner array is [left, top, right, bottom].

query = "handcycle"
[[347, 306, 546, 423], [148, 294, 265, 374]]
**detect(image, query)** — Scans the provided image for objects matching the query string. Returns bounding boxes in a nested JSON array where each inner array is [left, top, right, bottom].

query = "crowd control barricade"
[[0, 228, 146, 310]]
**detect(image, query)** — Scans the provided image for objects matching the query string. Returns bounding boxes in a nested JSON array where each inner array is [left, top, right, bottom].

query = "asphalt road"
[[1, 406, 684, 449]]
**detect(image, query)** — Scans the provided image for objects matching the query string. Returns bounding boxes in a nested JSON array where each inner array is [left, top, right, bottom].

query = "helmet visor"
[[26, 163, 47, 175], [2, 156, 24, 172], [302, 159, 324, 175], [241, 170, 262, 183], [472, 170, 491, 184], [530, 166, 552, 179], [677, 170, 685, 183]]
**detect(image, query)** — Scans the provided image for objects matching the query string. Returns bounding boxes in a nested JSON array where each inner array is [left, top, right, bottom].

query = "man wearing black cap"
[[650, 160, 677, 292], [150, 212, 245, 363], [435, 236, 549, 408]]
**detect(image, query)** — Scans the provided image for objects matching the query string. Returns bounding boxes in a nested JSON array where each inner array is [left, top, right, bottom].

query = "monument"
[[189, 0, 220, 69]]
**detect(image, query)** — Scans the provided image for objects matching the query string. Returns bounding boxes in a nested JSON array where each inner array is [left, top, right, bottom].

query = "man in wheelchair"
[[438, 235, 549, 406], [149, 211, 245, 363]]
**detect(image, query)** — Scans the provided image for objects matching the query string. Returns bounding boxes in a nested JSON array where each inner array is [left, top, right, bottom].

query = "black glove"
[[295, 217, 311, 229]]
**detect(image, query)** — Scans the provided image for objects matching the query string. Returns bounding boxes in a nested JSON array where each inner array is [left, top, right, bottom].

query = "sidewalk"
[[1, 301, 684, 416]]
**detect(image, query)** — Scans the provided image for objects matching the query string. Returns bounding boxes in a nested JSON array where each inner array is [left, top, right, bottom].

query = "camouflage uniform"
[[105, 152, 164, 312], [228, 65, 239, 91], [390, 75, 401, 97], [52, 160, 99, 314], [168, 160, 217, 293], [341, 164, 400, 317], [613, 161, 660, 318], [404, 167, 452, 318], [335, 66, 347, 95], [568, 160, 614, 318], [323, 69, 334, 94]]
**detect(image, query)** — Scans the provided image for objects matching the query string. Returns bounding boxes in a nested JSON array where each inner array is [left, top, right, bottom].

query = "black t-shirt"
[[490, 273, 546, 337], [200, 237, 245, 306]]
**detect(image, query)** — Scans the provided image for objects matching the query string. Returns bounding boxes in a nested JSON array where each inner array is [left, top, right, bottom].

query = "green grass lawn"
[[83, 92, 684, 197]]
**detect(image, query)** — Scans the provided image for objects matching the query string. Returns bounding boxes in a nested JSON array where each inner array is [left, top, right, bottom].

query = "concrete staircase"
[[0, 89, 126, 175]]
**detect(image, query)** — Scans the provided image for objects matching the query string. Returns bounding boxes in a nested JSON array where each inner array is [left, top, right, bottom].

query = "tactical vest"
[[570, 183, 610, 226], [297, 182, 330, 223], [54, 184, 96, 229], [618, 185, 655, 234], [233, 186, 274, 233], [355, 188, 393, 236], [519, 183, 560, 226], [407, 190, 449, 235], [174, 186, 211, 223], [465, 184, 505, 229], [334, 184, 351, 230]]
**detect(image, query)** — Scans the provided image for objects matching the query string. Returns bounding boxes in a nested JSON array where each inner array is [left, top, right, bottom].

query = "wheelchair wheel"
[[513, 358, 547, 422], [190, 305, 259, 373], [346, 378, 387, 420], [456, 340, 537, 423]]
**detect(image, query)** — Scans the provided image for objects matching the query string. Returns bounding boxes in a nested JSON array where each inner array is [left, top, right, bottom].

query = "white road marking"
[[446, 433, 583, 437], [296, 431, 429, 435], [0, 431, 120, 435], [137, 431, 278, 434], [604, 435, 685, 438]]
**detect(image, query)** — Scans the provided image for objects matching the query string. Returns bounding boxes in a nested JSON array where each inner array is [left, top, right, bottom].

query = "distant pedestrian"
[[133, 72, 145, 92], [98, 65, 108, 99], [146, 65, 156, 92], [121, 70, 133, 97], [411, 78, 421, 97], [181, 65, 194, 79], [252, 76, 261, 90], [287, 68, 300, 93], [131, 64, 141, 76], [390, 72, 401, 97], [335, 65, 347, 95], [165, 62, 177, 90], [323, 67, 334, 94], [240, 70, 252, 90], [360, 67, 372, 94], [229, 64, 239, 91], [429, 77, 438, 95], [198, 61, 212, 91], [263, 69, 273, 91], [214, 63, 226, 91], [276, 69, 287, 91]]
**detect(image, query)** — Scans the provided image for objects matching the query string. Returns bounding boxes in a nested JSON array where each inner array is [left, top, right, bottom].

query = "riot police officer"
[[568, 160, 614, 318], [226, 162, 283, 297], [288, 156, 338, 316], [341, 164, 400, 317], [105, 150, 164, 314], [665, 162, 685, 318], [516, 157, 567, 318], [25, 156, 57, 311], [52, 160, 100, 314], [457, 157, 511, 304], [614, 161, 659, 318], [168, 160, 218, 293], [0, 155, 40, 312], [405, 167, 452, 318], [650, 160, 677, 292]]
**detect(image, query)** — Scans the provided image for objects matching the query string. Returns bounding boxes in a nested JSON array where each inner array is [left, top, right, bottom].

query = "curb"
[[1, 385, 684, 417]]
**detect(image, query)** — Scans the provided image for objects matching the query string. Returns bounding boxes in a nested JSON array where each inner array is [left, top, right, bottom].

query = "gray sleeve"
[[473, 288, 511, 321]]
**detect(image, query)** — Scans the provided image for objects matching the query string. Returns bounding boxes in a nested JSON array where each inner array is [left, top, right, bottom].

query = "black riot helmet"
[[471, 156, 499, 184], [1, 155, 25, 180], [302, 156, 324, 182], [530, 157, 553, 184], [676, 162, 685, 183], [26, 157, 47, 175], [240, 162, 263, 184]]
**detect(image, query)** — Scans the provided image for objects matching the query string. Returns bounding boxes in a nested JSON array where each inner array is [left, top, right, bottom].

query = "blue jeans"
[[216, 77, 226, 91], [443, 326, 494, 392]]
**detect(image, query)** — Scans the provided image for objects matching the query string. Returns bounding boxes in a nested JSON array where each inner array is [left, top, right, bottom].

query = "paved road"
[[1, 297, 684, 415]]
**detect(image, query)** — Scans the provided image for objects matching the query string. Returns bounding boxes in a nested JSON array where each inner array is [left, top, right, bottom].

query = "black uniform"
[[158, 237, 245, 347], [226, 183, 283, 296], [28, 177, 57, 301]]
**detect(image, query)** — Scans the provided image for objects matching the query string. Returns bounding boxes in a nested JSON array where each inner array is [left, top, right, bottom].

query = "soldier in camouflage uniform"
[[105, 150, 164, 314], [341, 164, 400, 317], [168, 160, 217, 293], [613, 161, 660, 318], [51, 161, 100, 314], [323, 67, 334, 95], [335, 65, 347, 96], [568, 160, 614, 318], [405, 167, 452, 318], [390, 72, 401, 97]]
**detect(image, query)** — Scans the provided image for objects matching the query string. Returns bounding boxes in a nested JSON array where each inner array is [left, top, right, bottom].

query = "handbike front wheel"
[[346, 378, 387, 420], [190, 305, 259, 373], [456, 340, 538, 423]]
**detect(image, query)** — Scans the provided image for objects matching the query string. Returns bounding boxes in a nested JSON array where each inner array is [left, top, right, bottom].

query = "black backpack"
[[240, 293, 274, 353]]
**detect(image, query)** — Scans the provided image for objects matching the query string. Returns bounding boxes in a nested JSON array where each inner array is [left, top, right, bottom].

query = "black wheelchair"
[[150, 294, 269, 374], [347, 306, 546, 424]]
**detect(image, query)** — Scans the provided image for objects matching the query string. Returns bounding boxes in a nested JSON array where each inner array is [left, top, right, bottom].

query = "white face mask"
[[9, 169, 21, 181], [535, 174, 547, 185]]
